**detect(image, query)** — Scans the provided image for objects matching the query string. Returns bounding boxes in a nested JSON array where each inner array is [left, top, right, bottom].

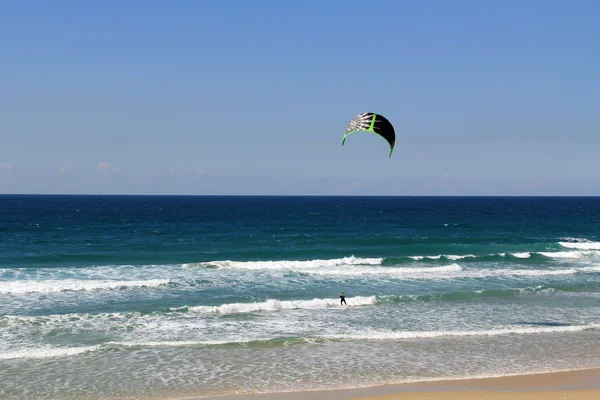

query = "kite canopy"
[[342, 112, 395, 157]]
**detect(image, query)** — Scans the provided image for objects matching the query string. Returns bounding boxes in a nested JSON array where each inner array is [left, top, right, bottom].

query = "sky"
[[1, 0, 599, 195]]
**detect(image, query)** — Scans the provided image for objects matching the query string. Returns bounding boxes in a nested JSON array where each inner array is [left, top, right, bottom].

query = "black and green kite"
[[342, 112, 396, 157]]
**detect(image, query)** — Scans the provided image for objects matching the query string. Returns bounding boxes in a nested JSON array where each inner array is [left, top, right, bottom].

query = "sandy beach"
[[355, 391, 599, 400], [206, 368, 600, 400]]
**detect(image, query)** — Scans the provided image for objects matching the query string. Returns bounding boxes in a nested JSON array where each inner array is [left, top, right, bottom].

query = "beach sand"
[[204, 368, 600, 400], [353, 391, 599, 399]]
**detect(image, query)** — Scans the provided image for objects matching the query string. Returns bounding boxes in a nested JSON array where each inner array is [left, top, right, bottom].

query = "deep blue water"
[[1, 195, 599, 399]]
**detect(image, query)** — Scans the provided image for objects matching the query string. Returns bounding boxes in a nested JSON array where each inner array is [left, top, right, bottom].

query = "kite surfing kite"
[[342, 112, 396, 157]]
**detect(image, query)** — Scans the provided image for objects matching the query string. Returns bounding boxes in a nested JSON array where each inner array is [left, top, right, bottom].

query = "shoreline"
[[193, 367, 600, 400]]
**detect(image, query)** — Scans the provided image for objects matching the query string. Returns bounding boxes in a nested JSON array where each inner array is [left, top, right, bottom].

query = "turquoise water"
[[1, 195, 599, 399]]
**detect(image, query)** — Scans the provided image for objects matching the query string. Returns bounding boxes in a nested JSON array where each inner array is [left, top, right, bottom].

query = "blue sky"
[[1, 0, 599, 195]]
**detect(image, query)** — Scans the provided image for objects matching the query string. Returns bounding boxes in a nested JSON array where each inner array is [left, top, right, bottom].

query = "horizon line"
[[2, 193, 600, 198]]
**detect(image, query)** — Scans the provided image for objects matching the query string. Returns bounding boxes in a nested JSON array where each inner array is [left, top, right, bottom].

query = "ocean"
[[1, 195, 599, 399]]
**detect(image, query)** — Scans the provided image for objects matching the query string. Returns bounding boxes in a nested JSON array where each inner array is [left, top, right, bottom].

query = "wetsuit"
[[340, 293, 347, 305]]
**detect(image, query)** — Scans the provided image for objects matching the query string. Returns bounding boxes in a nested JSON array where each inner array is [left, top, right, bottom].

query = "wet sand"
[[202, 367, 600, 400]]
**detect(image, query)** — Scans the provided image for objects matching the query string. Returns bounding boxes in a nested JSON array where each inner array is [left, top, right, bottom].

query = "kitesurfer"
[[340, 291, 347, 305]]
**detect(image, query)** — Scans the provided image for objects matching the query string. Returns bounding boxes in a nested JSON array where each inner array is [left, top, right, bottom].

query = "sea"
[[1, 195, 599, 399]]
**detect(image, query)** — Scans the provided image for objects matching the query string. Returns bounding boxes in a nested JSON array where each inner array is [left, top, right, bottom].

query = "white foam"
[[409, 255, 442, 260], [409, 255, 475, 261], [1, 297, 377, 328], [7, 323, 593, 358], [305, 264, 463, 278], [108, 340, 233, 347], [0, 345, 99, 360], [558, 241, 600, 250], [538, 251, 600, 259], [493, 268, 578, 277], [579, 265, 600, 273], [329, 324, 599, 341], [295, 263, 598, 279], [511, 252, 532, 258], [177, 295, 378, 314], [187, 256, 384, 270], [0, 278, 169, 294], [458, 265, 600, 278], [407, 250, 599, 261], [447, 254, 476, 260]]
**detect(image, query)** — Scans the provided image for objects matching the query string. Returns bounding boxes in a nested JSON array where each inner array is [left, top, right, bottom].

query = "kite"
[[342, 112, 396, 157]]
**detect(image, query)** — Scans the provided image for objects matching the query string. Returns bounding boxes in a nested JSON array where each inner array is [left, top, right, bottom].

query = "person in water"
[[340, 291, 347, 305]]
